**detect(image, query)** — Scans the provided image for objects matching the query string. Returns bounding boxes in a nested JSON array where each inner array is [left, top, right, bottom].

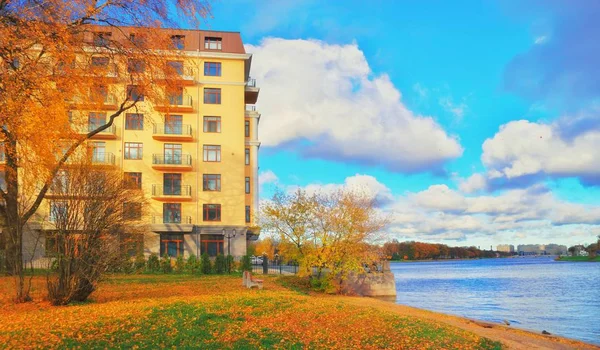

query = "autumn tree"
[[0, 0, 211, 302], [261, 189, 387, 291], [45, 157, 145, 305], [254, 237, 277, 260]]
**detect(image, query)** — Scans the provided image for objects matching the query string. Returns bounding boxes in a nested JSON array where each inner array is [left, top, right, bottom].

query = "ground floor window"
[[120, 233, 143, 257], [200, 234, 223, 257], [160, 234, 184, 257]]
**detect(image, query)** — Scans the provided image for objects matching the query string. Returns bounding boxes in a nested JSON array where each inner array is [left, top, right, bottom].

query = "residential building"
[[496, 244, 515, 253], [14, 27, 261, 265]]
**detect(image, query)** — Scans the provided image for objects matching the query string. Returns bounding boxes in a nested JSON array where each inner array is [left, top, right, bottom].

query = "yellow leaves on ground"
[[0, 275, 500, 349]]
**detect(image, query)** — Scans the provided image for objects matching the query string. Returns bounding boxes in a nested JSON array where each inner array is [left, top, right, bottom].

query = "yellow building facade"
[[19, 28, 261, 264]]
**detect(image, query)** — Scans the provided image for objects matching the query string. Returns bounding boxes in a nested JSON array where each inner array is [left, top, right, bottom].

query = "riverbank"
[[1, 274, 597, 349], [555, 256, 600, 262]]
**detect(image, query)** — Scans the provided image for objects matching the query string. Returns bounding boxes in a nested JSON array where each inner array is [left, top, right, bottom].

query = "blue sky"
[[202, 0, 600, 247]]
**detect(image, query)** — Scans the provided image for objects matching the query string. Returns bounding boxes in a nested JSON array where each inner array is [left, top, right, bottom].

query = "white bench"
[[243, 271, 263, 289]]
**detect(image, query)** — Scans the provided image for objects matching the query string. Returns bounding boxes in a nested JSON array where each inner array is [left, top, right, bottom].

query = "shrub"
[[134, 252, 146, 272], [226, 255, 235, 273], [201, 253, 212, 274], [147, 253, 160, 272], [160, 254, 172, 273], [174, 254, 185, 274], [240, 255, 251, 272], [214, 254, 226, 274], [186, 254, 201, 274]]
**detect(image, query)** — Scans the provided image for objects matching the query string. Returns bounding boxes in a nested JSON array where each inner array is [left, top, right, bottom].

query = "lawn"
[[0, 274, 502, 349], [556, 256, 600, 262]]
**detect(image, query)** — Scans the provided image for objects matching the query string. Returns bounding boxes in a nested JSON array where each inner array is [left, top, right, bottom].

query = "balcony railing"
[[91, 152, 115, 165], [88, 124, 116, 135], [152, 154, 192, 166], [152, 215, 192, 224], [246, 104, 256, 112], [153, 124, 192, 137], [152, 184, 192, 197], [166, 94, 193, 107], [247, 78, 257, 87]]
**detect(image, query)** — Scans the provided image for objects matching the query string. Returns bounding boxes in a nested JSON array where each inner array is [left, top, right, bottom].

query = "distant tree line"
[[383, 240, 512, 260]]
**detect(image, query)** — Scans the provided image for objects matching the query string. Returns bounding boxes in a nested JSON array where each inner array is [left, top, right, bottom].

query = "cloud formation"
[[246, 38, 463, 173], [287, 174, 600, 245], [481, 120, 600, 185]]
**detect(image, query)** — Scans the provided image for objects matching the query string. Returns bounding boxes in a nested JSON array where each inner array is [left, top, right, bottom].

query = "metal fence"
[[250, 258, 299, 275]]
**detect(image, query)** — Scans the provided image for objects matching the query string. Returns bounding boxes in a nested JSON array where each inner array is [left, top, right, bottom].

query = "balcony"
[[89, 63, 119, 81], [68, 93, 118, 110], [159, 66, 195, 86], [76, 124, 117, 140], [245, 77, 259, 104], [152, 124, 193, 142], [152, 215, 192, 224], [152, 154, 192, 171], [153, 95, 194, 113], [91, 152, 116, 166], [151, 184, 192, 201]]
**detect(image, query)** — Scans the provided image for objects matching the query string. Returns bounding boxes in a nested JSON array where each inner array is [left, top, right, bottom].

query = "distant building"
[[517, 243, 567, 255], [496, 244, 515, 253]]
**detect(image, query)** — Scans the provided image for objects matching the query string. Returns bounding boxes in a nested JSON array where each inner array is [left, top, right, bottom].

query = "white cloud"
[[291, 174, 394, 205], [439, 96, 468, 120], [246, 38, 463, 172], [534, 35, 548, 45], [259, 170, 279, 186], [458, 173, 487, 193], [293, 175, 600, 245], [482, 120, 600, 182]]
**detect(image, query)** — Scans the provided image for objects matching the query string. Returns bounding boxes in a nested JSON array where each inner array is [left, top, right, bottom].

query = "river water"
[[390, 257, 600, 345]]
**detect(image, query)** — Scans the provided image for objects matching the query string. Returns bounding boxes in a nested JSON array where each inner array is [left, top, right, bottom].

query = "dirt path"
[[340, 297, 599, 350]]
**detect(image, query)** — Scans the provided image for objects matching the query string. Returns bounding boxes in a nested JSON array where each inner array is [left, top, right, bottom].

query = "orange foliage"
[[0, 275, 496, 349]]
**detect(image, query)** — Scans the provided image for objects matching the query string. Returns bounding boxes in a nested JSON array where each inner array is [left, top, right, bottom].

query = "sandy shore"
[[340, 296, 599, 350]]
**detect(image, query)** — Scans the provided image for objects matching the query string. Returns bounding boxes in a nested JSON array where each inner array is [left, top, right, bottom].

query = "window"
[[203, 174, 221, 191], [160, 234, 184, 257], [171, 35, 185, 50], [49, 201, 68, 222], [203, 116, 221, 133], [204, 37, 222, 50], [129, 33, 146, 46], [88, 112, 106, 131], [0, 142, 4, 162], [203, 88, 221, 104], [164, 143, 182, 164], [93, 32, 111, 46], [245, 120, 250, 137], [91, 56, 109, 67], [203, 145, 221, 162], [125, 113, 144, 130], [167, 87, 184, 105], [123, 202, 142, 220], [51, 170, 69, 194], [245, 177, 250, 194], [203, 204, 221, 222], [120, 233, 143, 257], [165, 115, 183, 134], [124, 142, 143, 160], [163, 203, 181, 223], [163, 173, 182, 195], [91, 85, 108, 103], [126, 85, 144, 101], [124, 172, 142, 189], [45, 232, 59, 257], [127, 59, 145, 73], [246, 206, 251, 223], [200, 234, 223, 257], [91, 141, 106, 163], [167, 61, 184, 75], [204, 62, 221, 76], [245, 148, 250, 165]]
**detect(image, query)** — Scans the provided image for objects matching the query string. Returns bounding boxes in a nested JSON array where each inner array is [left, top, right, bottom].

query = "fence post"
[[262, 254, 268, 274]]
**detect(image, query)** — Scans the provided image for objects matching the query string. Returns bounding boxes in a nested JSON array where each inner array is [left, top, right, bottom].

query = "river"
[[390, 257, 600, 345]]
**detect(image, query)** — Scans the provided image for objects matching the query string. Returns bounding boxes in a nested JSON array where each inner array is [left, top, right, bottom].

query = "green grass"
[[556, 256, 600, 262]]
